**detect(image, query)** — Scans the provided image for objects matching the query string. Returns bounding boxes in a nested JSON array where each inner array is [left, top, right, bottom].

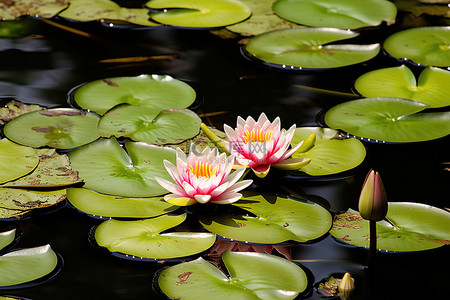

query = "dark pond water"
[[0, 6, 449, 300]]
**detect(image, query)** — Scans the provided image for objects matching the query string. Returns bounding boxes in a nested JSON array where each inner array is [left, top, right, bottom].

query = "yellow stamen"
[[188, 161, 218, 178], [243, 129, 273, 144]]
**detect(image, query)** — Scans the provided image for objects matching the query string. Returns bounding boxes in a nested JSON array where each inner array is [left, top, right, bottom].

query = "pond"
[[0, 1, 449, 299]]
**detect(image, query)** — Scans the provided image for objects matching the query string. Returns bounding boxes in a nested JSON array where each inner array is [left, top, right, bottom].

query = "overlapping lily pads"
[[0, 138, 39, 184], [146, 0, 252, 28], [324, 97, 450, 143], [94, 213, 216, 260], [272, 0, 396, 29], [244, 28, 380, 69], [330, 203, 450, 252], [200, 193, 332, 244], [158, 251, 308, 300], [0, 0, 68, 21], [354, 65, 450, 108]]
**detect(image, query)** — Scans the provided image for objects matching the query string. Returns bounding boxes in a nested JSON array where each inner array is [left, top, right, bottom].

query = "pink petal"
[[155, 177, 187, 197], [211, 191, 243, 204]]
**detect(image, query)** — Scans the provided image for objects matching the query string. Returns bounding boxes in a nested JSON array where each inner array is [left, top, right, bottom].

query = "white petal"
[[195, 194, 212, 204], [229, 179, 253, 192], [211, 192, 243, 204], [163, 160, 182, 184]]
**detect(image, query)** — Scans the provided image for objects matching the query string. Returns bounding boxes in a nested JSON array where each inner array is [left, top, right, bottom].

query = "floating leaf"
[[71, 74, 196, 116], [324, 97, 450, 143], [272, 0, 397, 29], [244, 28, 380, 69], [68, 138, 176, 197], [0, 100, 45, 125], [158, 251, 308, 300], [0, 229, 15, 251], [0, 245, 58, 287], [146, 0, 252, 28], [291, 127, 366, 176], [355, 65, 450, 108], [383, 26, 450, 67], [0, 188, 66, 211], [0, 139, 39, 184], [200, 193, 332, 244], [67, 187, 178, 218], [94, 213, 216, 260], [98, 105, 201, 144], [0, 0, 69, 21], [3, 108, 100, 149], [330, 203, 450, 252]]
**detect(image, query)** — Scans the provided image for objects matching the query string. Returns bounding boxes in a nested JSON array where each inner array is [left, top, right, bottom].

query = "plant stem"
[[365, 220, 377, 267]]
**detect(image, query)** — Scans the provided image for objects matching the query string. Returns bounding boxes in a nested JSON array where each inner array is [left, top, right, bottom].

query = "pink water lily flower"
[[224, 113, 310, 178], [155, 146, 252, 206]]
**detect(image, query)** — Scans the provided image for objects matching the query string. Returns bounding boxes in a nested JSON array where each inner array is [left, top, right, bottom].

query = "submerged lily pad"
[[0, 245, 58, 287], [330, 203, 450, 252], [68, 138, 176, 197], [67, 187, 178, 218], [0, 139, 39, 184], [146, 0, 252, 28], [3, 108, 100, 149], [200, 193, 332, 244], [71, 74, 196, 116], [291, 127, 366, 176], [0, 0, 69, 21], [0, 230, 15, 251], [272, 0, 397, 29], [244, 28, 380, 69], [324, 97, 450, 143], [355, 65, 450, 108], [383, 26, 450, 67], [94, 213, 216, 260], [158, 251, 308, 300], [98, 105, 201, 144]]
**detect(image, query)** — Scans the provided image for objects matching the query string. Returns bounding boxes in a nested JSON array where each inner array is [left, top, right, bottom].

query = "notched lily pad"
[[0, 0, 69, 21]]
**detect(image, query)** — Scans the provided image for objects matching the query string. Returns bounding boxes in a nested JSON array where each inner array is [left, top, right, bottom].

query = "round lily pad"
[[324, 97, 450, 143], [330, 203, 450, 252], [199, 193, 332, 244], [71, 74, 196, 116], [67, 138, 176, 197], [0, 230, 15, 252], [291, 127, 366, 176], [354, 65, 450, 108], [158, 251, 308, 300], [0, 0, 69, 21], [272, 0, 397, 29], [94, 213, 216, 260], [67, 187, 179, 218], [146, 0, 252, 28], [244, 28, 380, 69], [0, 138, 39, 184], [383, 26, 450, 67], [3, 108, 100, 149], [98, 105, 201, 144]]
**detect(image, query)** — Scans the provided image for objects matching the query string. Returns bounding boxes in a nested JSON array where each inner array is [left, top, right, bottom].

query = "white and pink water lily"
[[224, 113, 310, 178], [155, 146, 252, 206]]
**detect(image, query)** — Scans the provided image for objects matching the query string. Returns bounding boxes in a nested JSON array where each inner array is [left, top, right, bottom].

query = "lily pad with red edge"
[[323, 97, 450, 143], [199, 192, 332, 244], [158, 251, 308, 300], [98, 105, 201, 145], [0, 0, 69, 21], [0, 138, 39, 185], [272, 0, 397, 30], [3, 108, 100, 150], [94, 213, 216, 260], [329, 203, 450, 252], [67, 138, 176, 198], [244, 28, 380, 70], [70, 74, 196, 116], [145, 0, 252, 29]]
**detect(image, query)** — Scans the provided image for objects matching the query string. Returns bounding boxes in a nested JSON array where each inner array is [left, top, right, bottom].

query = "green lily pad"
[[330, 203, 450, 252], [0, 100, 45, 125], [68, 138, 176, 197], [0, 188, 66, 211], [324, 97, 450, 143], [3, 108, 100, 149], [67, 187, 179, 218], [0, 0, 68, 21], [354, 65, 450, 108], [98, 105, 201, 144], [244, 28, 380, 69], [146, 0, 252, 28], [94, 213, 216, 260], [0, 245, 58, 287], [158, 251, 308, 300], [383, 26, 450, 67], [272, 0, 397, 29], [291, 127, 366, 176], [0, 139, 39, 184], [0, 229, 15, 251], [71, 74, 196, 116], [57, 0, 159, 26], [200, 193, 332, 244]]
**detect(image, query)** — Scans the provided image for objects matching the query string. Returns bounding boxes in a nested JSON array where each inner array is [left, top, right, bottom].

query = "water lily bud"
[[339, 272, 355, 292], [358, 169, 388, 221]]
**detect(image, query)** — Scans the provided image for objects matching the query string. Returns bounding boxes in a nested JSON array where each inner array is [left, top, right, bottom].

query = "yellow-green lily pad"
[[0, 0, 69, 21], [0, 139, 39, 184]]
